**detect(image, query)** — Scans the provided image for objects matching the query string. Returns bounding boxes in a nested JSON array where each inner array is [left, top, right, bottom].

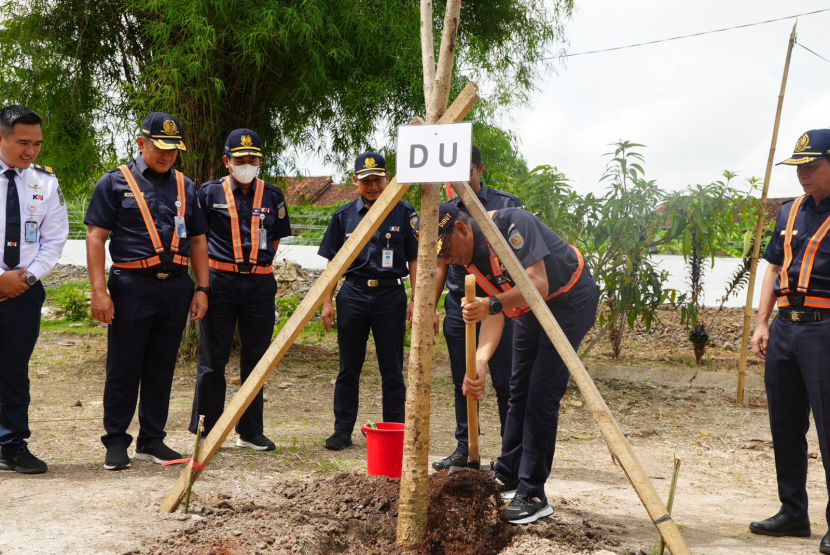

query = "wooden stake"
[[737, 22, 797, 405], [160, 83, 479, 514], [465, 274, 480, 468], [451, 179, 691, 555]]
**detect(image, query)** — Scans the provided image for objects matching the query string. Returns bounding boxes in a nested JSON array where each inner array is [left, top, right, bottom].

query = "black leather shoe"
[[324, 430, 353, 451], [748, 513, 811, 537], [821, 531, 830, 554], [431, 451, 468, 471]]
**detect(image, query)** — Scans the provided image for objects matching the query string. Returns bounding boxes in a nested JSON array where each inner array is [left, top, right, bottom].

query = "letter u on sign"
[[396, 122, 472, 184]]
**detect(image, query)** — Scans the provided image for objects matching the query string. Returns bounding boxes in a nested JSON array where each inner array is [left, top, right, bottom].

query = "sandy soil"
[[1, 282, 826, 554]]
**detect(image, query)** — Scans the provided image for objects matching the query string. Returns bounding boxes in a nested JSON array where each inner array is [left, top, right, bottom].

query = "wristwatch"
[[24, 271, 38, 286], [195, 286, 211, 297], [489, 295, 503, 315]]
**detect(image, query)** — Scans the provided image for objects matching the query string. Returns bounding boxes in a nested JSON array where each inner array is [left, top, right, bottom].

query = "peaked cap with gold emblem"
[[777, 129, 830, 166], [140, 112, 187, 151], [354, 151, 387, 179], [225, 128, 263, 158]]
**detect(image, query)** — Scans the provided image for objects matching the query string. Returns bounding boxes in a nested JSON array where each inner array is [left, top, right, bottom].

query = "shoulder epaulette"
[[32, 164, 55, 176]]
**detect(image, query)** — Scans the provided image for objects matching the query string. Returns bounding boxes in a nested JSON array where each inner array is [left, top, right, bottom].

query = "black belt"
[[345, 276, 402, 287], [778, 308, 830, 322], [119, 266, 187, 281]]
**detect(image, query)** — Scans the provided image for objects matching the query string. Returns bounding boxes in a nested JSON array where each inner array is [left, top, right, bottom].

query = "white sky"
[[299, 1, 830, 198]]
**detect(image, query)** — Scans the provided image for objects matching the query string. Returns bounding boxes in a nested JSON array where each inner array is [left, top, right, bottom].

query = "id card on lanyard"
[[174, 200, 187, 238], [382, 232, 394, 268]]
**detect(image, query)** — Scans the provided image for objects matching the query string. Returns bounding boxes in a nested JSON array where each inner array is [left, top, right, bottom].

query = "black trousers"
[[494, 278, 599, 498], [443, 290, 512, 454], [190, 270, 276, 437], [101, 269, 193, 448], [0, 283, 44, 456], [765, 315, 830, 525], [333, 280, 407, 433]]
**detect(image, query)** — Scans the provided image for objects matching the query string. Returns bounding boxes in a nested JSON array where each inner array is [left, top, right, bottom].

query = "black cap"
[[354, 152, 387, 179], [777, 129, 830, 166], [225, 128, 263, 158], [437, 203, 461, 255], [140, 112, 186, 151]]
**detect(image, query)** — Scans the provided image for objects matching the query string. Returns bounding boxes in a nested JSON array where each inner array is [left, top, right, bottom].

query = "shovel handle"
[[465, 275, 480, 464]]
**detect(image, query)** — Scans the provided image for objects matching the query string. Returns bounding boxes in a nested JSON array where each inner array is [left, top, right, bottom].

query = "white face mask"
[[230, 163, 259, 184]]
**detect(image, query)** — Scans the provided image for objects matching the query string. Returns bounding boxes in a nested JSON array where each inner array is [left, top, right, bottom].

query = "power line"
[[556, 8, 830, 59], [796, 41, 830, 66]]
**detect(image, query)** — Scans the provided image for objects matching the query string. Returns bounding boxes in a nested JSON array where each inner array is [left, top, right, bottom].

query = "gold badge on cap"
[[365, 157, 377, 169], [795, 133, 810, 153], [162, 119, 179, 136], [241, 134, 253, 147]]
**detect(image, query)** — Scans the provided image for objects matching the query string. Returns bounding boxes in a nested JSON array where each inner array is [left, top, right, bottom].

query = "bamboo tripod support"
[[450, 180, 691, 554], [160, 83, 479, 513], [736, 22, 797, 404]]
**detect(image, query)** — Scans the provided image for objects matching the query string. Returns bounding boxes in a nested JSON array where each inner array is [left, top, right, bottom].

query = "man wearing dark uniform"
[[0, 105, 69, 475], [86, 112, 210, 471], [319, 152, 419, 450], [432, 145, 523, 470], [189, 128, 291, 451], [750, 128, 830, 554], [437, 202, 598, 524]]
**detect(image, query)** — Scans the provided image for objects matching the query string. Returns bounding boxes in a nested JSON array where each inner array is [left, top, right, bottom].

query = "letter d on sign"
[[410, 145, 428, 168]]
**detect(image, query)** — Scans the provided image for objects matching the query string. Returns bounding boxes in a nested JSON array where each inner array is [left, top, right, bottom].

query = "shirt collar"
[[471, 221, 490, 261], [0, 159, 23, 177], [477, 181, 489, 201], [356, 196, 370, 213], [804, 195, 830, 213]]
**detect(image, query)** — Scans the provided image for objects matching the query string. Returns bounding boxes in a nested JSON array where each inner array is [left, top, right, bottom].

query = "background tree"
[[0, 0, 573, 192]]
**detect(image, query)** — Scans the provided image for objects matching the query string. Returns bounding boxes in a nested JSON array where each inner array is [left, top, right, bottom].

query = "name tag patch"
[[213, 203, 229, 209]]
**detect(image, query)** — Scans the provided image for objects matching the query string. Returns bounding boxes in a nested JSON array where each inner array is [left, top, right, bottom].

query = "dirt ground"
[[1, 269, 827, 555]]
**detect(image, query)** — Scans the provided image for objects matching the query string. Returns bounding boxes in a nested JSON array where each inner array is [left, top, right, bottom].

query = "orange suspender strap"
[[778, 295, 830, 309], [547, 245, 585, 299], [796, 210, 830, 293], [222, 177, 245, 263], [248, 178, 266, 263], [778, 195, 807, 294], [169, 170, 187, 253], [117, 165, 164, 254]]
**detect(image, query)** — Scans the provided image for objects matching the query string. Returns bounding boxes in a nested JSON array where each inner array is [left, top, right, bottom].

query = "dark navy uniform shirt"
[[764, 194, 830, 299], [199, 176, 291, 266], [470, 208, 580, 297], [318, 197, 419, 279], [446, 182, 522, 296], [85, 156, 208, 268]]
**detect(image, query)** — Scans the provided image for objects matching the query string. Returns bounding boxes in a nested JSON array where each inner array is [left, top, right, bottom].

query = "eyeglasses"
[[437, 231, 453, 260]]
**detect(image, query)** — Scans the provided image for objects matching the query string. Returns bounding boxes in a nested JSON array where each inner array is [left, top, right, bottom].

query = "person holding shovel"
[[436, 202, 599, 524], [189, 128, 291, 451], [750, 128, 830, 554], [318, 152, 420, 451], [432, 145, 523, 471]]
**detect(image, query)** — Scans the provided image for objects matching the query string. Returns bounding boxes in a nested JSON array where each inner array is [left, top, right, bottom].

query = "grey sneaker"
[[505, 493, 553, 524], [134, 441, 182, 464]]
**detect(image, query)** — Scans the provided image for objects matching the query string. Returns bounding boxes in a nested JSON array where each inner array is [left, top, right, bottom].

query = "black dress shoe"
[[749, 513, 811, 537], [431, 451, 468, 471], [821, 531, 830, 555]]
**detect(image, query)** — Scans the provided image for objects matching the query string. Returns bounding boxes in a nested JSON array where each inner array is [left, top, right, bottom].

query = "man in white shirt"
[[0, 105, 69, 474]]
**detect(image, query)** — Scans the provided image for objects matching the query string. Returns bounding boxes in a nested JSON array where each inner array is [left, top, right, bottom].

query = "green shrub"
[[55, 284, 91, 322]]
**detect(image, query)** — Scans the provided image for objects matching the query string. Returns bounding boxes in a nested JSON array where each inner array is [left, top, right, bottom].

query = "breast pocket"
[[120, 196, 146, 228]]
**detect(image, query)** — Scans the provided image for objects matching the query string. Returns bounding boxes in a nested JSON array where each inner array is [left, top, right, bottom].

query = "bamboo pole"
[[659, 456, 682, 555], [397, 1, 465, 547], [161, 84, 479, 513], [736, 22, 797, 405], [451, 179, 691, 554]]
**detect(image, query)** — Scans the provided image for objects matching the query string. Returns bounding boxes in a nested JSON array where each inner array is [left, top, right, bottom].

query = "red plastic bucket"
[[361, 422, 405, 478]]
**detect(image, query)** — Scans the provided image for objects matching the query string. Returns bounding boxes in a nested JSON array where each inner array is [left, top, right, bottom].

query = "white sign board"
[[396, 122, 473, 184]]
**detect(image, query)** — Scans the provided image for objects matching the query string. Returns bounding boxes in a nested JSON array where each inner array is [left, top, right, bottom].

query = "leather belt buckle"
[[237, 263, 253, 274], [156, 272, 170, 280], [367, 279, 379, 287], [790, 311, 802, 322]]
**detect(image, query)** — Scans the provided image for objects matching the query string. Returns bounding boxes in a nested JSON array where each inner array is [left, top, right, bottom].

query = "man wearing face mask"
[[189, 129, 291, 451], [86, 112, 210, 471], [318, 152, 420, 451]]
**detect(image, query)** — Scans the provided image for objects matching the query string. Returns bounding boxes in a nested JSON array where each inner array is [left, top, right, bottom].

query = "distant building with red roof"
[[277, 175, 359, 206]]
